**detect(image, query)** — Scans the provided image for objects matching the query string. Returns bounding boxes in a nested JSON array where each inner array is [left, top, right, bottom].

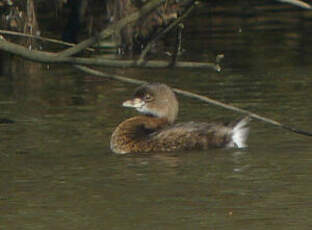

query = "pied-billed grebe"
[[111, 83, 250, 154]]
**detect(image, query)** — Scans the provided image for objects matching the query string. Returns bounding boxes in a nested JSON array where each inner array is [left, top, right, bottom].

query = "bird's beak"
[[122, 98, 145, 108]]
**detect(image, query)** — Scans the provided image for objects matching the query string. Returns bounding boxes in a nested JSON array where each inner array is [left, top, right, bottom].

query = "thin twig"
[[0, 38, 220, 70], [276, 0, 312, 9], [0, 29, 95, 52], [0, 0, 221, 71], [57, 0, 163, 57], [74, 65, 147, 85], [74, 65, 312, 137], [137, 1, 197, 65], [169, 23, 184, 67], [1, 0, 310, 136], [57, 0, 193, 58]]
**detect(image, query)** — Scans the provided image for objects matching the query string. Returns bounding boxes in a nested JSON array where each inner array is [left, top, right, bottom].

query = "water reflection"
[[1, 1, 312, 230]]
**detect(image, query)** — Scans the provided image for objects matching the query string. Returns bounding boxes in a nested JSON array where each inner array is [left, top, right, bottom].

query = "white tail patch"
[[228, 117, 250, 148]]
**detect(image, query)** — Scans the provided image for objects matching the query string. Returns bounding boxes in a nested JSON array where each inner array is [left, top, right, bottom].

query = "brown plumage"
[[110, 83, 250, 154]]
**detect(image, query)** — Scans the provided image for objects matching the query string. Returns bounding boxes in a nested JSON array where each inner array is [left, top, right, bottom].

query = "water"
[[1, 1, 312, 230]]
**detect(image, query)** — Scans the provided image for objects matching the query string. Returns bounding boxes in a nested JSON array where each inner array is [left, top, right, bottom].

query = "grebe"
[[111, 83, 249, 154]]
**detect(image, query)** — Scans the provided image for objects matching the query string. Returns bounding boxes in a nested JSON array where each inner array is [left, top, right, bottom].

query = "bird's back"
[[148, 120, 240, 152]]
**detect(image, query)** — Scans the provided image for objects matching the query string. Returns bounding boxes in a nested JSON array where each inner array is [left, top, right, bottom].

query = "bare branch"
[[0, 38, 220, 70], [75, 65, 312, 137], [0, 29, 95, 52], [137, 1, 197, 65], [57, 0, 194, 57], [276, 0, 312, 9]]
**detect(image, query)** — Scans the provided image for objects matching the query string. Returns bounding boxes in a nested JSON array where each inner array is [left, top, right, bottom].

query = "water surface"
[[1, 1, 312, 230]]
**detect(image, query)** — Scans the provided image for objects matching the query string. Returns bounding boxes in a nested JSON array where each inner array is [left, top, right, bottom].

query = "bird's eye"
[[144, 94, 153, 101]]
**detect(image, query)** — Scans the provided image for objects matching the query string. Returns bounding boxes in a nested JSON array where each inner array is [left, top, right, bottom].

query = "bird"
[[110, 83, 250, 154]]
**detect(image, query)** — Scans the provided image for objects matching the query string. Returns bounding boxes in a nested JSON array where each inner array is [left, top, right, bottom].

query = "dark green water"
[[1, 2, 312, 230]]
